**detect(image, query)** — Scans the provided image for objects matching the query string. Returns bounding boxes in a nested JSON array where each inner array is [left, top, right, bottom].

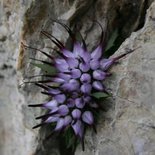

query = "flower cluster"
[[27, 21, 134, 150]]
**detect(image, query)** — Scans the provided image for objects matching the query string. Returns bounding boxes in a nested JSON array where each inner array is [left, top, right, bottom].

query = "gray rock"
[[1, 0, 155, 155]]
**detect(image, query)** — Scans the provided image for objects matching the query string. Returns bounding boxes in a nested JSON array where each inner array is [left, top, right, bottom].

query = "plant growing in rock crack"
[[22, 20, 137, 151]]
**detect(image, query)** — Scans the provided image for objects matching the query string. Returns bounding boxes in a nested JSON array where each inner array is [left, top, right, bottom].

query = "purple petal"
[[72, 120, 84, 138], [72, 109, 81, 119], [82, 111, 94, 125], [90, 59, 100, 70], [69, 79, 80, 87], [48, 88, 61, 95], [62, 49, 75, 58], [74, 42, 91, 62], [67, 98, 75, 108], [52, 77, 65, 84], [45, 116, 59, 123], [43, 100, 58, 109], [80, 83, 92, 94], [58, 73, 71, 81], [64, 115, 72, 126], [54, 94, 66, 103], [91, 45, 102, 60], [100, 58, 114, 71], [79, 62, 90, 72], [92, 81, 104, 91], [50, 107, 59, 113], [67, 58, 79, 69], [80, 73, 91, 83], [58, 105, 69, 116], [93, 70, 107, 80], [61, 79, 80, 91], [71, 69, 81, 79], [55, 58, 69, 72], [81, 51, 91, 63], [55, 118, 64, 131], [73, 42, 85, 58], [75, 98, 85, 108]]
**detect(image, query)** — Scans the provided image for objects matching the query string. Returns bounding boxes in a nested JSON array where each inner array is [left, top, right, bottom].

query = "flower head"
[[26, 21, 135, 151]]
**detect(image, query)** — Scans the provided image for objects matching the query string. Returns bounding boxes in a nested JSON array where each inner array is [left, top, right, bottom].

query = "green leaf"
[[67, 135, 76, 149], [91, 92, 109, 99], [62, 127, 77, 150], [32, 63, 57, 75], [105, 29, 118, 51], [75, 31, 83, 44]]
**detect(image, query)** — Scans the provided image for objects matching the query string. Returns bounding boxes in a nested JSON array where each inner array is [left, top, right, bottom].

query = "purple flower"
[[43, 100, 58, 109], [100, 58, 114, 71], [50, 107, 59, 114], [80, 73, 91, 83], [92, 81, 104, 91], [91, 45, 102, 60], [58, 105, 69, 116], [82, 111, 94, 125], [72, 109, 81, 119], [73, 42, 84, 58], [55, 118, 64, 131], [62, 49, 75, 58], [54, 94, 66, 103], [80, 83, 92, 94], [67, 58, 79, 69], [61, 79, 80, 91], [90, 59, 100, 70], [93, 70, 107, 80], [27, 21, 134, 150], [75, 98, 85, 108], [64, 115, 72, 126], [52, 77, 65, 83], [58, 73, 71, 81], [71, 69, 81, 79], [72, 120, 84, 139], [45, 116, 59, 123], [55, 58, 69, 72], [79, 62, 90, 72], [67, 98, 75, 108], [48, 88, 61, 95], [73, 42, 91, 62]]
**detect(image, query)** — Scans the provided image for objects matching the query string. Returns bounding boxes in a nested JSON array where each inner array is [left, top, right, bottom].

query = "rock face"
[[0, 0, 155, 155]]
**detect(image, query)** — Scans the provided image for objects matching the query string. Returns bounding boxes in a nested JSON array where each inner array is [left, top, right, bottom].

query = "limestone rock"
[[0, 0, 155, 155]]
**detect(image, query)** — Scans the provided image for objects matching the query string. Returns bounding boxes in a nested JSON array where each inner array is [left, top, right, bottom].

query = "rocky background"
[[1, 0, 155, 155]]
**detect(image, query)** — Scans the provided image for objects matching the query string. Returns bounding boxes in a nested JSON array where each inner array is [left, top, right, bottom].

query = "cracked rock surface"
[[0, 0, 155, 155]]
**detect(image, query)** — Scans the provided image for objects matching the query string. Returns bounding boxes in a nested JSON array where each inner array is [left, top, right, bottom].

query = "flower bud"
[[71, 69, 81, 79], [92, 81, 104, 91], [72, 120, 84, 138], [82, 111, 94, 125], [44, 100, 58, 109], [100, 58, 114, 71], [91, 45, 102, 60], [80, 84, 92, 94], [72, 109, 81, 119], [58, 105, 69, 116], [93, 70, 107, 80], [54, 94, 66, 103], [80, 73, 91, 83], [75, 98, 85, 108]]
